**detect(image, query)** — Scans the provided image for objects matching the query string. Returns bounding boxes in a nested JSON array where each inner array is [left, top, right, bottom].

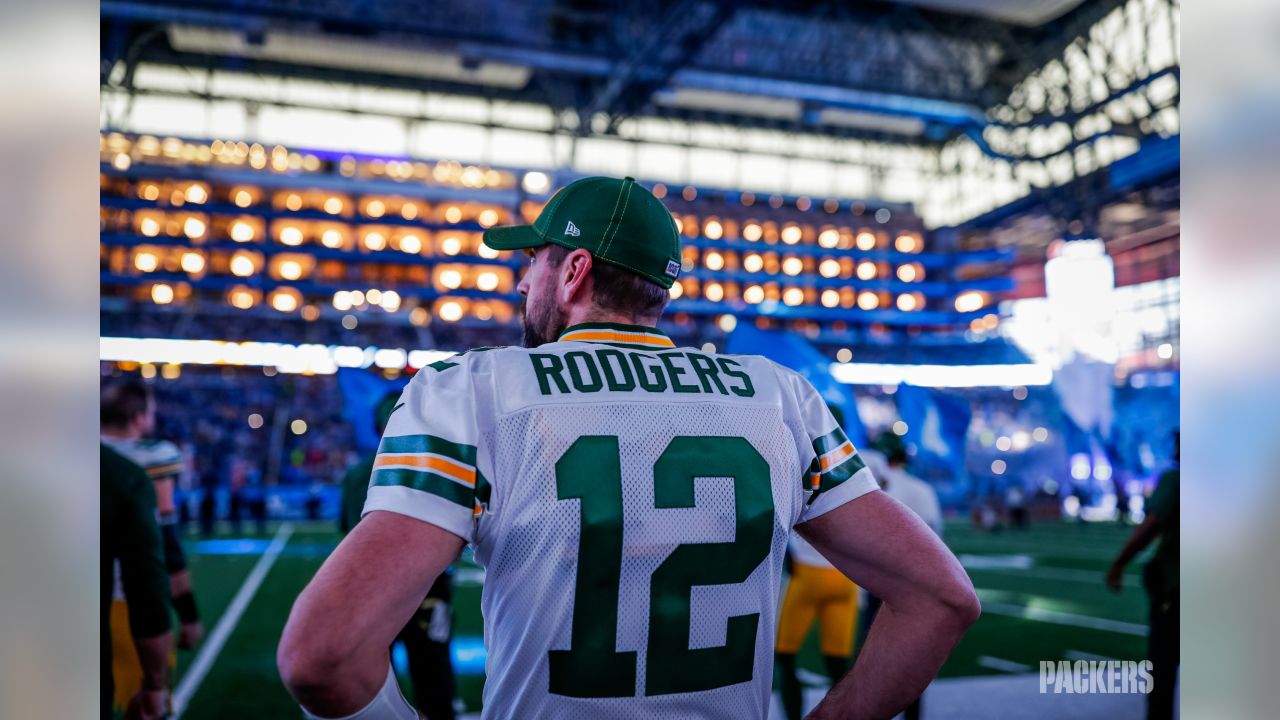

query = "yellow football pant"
[[775, 563, 859, 657], [110, 599, 177, 712]]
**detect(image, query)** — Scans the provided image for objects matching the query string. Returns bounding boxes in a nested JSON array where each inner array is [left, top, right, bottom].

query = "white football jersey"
[[364, 322, 878, 719], [100, 437, 184, 481]]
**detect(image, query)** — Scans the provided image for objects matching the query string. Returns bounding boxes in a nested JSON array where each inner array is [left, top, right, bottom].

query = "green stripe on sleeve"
[[811, 427, 850, 456], [377, 434, 477, 466], [475, 470, 492, 506], [810, 453, 868, 500], [372, 468, 475, 509]]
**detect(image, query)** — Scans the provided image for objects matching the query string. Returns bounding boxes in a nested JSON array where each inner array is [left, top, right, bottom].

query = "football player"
[[102, 380, 203, 711], [280, 177, 979, 720], [102, 443, 172, 720]]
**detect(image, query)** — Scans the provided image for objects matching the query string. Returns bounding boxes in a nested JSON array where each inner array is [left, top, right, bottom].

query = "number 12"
[[549, 435, 774, 698]]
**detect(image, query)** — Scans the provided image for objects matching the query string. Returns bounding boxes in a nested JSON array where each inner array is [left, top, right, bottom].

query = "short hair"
[[546, 244, 669, 321], [101, 380, 153, 428]]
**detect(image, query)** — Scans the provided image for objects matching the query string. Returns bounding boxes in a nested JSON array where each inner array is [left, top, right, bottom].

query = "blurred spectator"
[[101, 366, 358, 532], [1005, 484, 1028, 530]]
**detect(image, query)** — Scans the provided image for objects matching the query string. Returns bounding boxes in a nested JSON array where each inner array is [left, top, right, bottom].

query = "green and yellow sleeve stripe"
[[805, 427, 867, 500], [372, 434, 484, 510], [145, 461, 184, 479]]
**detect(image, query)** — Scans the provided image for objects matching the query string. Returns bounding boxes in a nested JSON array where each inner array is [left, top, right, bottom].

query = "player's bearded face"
[[519, 251, 568, 348]]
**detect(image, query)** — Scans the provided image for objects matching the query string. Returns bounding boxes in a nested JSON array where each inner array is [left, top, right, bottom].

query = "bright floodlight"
[[522, 172, 550, 195]]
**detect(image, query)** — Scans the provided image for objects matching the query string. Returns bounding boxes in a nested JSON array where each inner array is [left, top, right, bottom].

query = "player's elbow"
[[277, 618, 342, 703], [939, 573, 982, 629]]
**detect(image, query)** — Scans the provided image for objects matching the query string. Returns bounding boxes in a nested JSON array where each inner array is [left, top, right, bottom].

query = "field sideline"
[[161, 519, 1149, 718]]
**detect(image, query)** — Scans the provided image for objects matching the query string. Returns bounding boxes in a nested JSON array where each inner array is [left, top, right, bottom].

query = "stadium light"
[[954, 291, 987, 313], [101, 336, 461, 375], [279, 225, 305, 246], [830, 362, 1053, 388], [151, 283, 174, 305], [134, 251, 159, 273], [230, 220, 256, 242], [399, 234, 423, 254]]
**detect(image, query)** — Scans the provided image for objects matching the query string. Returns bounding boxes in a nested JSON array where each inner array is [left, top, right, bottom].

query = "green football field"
[[163, 519, 1150, 718]]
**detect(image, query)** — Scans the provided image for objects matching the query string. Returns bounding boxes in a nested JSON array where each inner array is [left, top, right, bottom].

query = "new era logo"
[[665, 259, 680, 278], [564, 221, 581, 237]]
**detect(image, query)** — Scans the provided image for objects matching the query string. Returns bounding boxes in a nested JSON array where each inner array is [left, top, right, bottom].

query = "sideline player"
[[1107, 430, 1179, 719], [102, 381, 203, 711], [102, 443, 173, 719], [340, 392, 458, 720], [775, 408, 861, 720], [280, 176, 980, 720]]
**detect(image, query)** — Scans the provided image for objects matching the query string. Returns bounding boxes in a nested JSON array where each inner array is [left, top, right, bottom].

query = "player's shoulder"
[[101, 442, 150, 491], [140, 438, 183, 462], [412, 346, 508, 380], [736, 355, 821, 400]]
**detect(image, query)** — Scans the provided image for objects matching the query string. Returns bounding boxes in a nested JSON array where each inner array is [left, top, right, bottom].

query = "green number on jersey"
[[549, 435, 774, 698], [548, 436, 637, 697]]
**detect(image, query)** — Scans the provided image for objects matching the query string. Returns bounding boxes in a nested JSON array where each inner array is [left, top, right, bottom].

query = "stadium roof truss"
[[101, 0, 1165, 145], [100, 0, 1179, 228]]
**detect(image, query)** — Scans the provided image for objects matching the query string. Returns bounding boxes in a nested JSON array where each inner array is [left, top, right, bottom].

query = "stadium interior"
[[99, 0, 1180, 717]]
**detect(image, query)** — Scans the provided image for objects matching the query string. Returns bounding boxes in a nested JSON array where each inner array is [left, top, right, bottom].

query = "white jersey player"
[[280, 176, 979, 720]]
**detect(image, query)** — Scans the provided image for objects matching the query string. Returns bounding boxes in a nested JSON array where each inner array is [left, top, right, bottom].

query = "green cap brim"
[[481, 224, 546, 251]]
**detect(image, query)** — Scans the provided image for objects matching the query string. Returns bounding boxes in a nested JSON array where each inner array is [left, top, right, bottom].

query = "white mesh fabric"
[[474, 399, 803, 720]]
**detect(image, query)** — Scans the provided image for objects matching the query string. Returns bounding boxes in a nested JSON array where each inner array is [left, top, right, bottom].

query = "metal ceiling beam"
[[581, 0, 737, 130]]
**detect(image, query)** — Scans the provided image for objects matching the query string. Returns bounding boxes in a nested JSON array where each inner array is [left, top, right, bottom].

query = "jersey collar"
[[557, 322, 675, 350]]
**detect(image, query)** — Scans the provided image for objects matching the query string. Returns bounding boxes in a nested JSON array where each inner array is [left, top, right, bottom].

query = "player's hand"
[[1104, 563, 1125, 593], [179, 621, 204, 649], [125, 687, 168, 719]]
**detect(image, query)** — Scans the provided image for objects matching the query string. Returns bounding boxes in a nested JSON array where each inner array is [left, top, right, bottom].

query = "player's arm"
[[279, 511, 461, 716], [151, 461, 204, 648], [1105, 512, 1161, 592], [1106, 470, 1175, 592], [798, 490, 980, 720]]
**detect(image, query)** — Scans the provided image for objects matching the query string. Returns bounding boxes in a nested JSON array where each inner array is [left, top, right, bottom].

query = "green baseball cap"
[[482, 176, 682, 289]]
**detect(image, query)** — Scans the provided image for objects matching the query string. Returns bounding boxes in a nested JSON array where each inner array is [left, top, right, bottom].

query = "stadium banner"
[[337, 368, 409, 452], [894, 383, 971, 485], [725, 323, 867, 449]]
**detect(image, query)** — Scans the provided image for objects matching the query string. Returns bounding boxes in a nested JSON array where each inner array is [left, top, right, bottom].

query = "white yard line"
[[977, 656, 1034, 673], [1064, 649, 1119, 662], [979, 599, 1147, 636], [967, 564, 1139, 586], [172, 522, 295, 718]]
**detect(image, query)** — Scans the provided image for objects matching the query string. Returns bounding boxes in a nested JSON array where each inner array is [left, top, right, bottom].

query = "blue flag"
[[725, 324, 867, 449], [895, 383, 971, 480], [337, 368, 409, 452]]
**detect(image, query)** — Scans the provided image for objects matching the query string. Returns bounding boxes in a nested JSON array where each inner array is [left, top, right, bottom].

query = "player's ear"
[[559, 248, 594, 304]]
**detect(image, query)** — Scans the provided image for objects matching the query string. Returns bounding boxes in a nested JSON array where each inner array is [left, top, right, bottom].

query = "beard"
[[520, 295, 567, 348]]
